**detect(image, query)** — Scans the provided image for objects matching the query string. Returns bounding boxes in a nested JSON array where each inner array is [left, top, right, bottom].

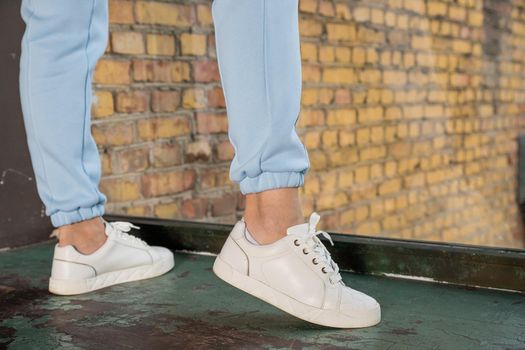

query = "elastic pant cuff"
[[239, 171, 305, 195], [50, 203, 105, 227]]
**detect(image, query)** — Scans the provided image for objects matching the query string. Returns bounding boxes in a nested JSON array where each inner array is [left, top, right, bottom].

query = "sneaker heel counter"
[[218, 236, 248, 275], [51, 259, 96, 280]]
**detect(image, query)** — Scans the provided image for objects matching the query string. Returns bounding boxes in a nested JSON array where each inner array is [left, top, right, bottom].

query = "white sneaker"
[[48, 221, 174, 295], [213, 212, 381, 328]]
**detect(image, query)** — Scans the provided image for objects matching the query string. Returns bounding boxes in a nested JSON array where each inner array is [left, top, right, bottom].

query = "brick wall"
[[93, 0, 525, 248]]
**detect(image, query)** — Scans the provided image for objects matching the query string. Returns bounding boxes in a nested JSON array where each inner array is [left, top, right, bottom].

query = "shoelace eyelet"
[[312, 258, 319, 265], [294, 239, 300, 246], [302, 248, 309, 255], [321, 267, 328, 274]]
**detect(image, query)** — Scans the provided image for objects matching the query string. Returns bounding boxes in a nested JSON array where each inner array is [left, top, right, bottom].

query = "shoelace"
[[302, 213, 343, 285], [105, 221, 148, 247]]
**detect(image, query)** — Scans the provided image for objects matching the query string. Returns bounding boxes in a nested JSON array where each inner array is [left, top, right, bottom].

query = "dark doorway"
[[0, 0, 52, 249]]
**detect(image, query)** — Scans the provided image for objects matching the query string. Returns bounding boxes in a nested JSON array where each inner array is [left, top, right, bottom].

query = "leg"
[[212, 0, 309, 244], [212, 0, 380, 328], [19, 0, 174, 296], [20, 0, 108, 253]]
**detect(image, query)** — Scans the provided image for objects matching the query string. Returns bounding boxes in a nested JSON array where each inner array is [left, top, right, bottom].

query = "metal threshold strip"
[[105, 215, 525, 293]]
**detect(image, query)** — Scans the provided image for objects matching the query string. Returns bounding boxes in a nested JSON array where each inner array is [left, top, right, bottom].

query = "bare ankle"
[[55, 217, 107, 255], [244, 188, 304, 245]]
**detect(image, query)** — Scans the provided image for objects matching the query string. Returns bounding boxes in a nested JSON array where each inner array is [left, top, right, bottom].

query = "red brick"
[[216, 141, 234, 161], [151, 90, 181, 112], [211, 194, 236, 216], [207, 88, 226, 108], [196, 112, 228, 134], [181, 198, 208, 219], [133, 60, 172, 82], [193, 60, 220, 83]]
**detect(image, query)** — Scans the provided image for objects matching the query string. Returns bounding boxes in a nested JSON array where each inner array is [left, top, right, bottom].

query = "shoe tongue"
[[286, 222, 310, 237]]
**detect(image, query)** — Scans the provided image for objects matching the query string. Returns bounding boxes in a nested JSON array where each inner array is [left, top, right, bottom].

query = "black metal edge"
[[104, 214, 525, 293]]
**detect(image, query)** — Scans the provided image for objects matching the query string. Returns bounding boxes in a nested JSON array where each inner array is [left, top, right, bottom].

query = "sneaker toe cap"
[[150, 246, 174, 263], [340, 287, 381, 324]]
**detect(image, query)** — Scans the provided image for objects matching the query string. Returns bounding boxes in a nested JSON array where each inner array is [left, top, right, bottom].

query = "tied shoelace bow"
[[105, 221, 148, 247], [303, 213, 343, 285]]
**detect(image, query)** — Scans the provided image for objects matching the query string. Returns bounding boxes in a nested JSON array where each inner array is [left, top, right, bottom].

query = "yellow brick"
[[335, 4, 352, 20], [358, 106, 383, 123], [385, 106, 402, 120], [100, 178, 141, 202], [197, 4, 213, 26], [109, 0, 134, 24], [356, 128, 370, 145], [329, 148, 358, 166], [385, 11, 396, 27], [182, 88, 207, 109], [111, 31, 144, 55], [412, 35, 431, 50], [380, 51, 391, 65], [452, 40, 472, 54], [353, 7, 369, 22], [339, 130, 355, 146], [405, 0, 426, 14], [356, 221, 381, 236], [138, 117, 190, 140], [352, 47, 366, 66], [316, 193, 348, 211], [180, 33, 207, 56], [383, 70, 407, 85], [427, 1, 447, 16], [300, 0, 318, 13], [301, 42, 318, 62], [301, 65, 320, 83], [92, 91, 114, 118], [146, 34, 175, 56], [323, 68, 356, 84], [339, 171, 353, 188], [155, 203, 179, 219], [304, 131, 321, 149], [354, 166, 369, 183], [322, 130, 338, 149], [299, 19, 323, 37], [326, 23, 356, 41], [379, 178, 402, 195], [468, 10, 483, 27], [94, 60, 130, 85], [359, 69, 381, 84], [355, 206, 369, 222], [449, 5, 466, 21], [171, 61, 191, 82], [367, 48, 379, 63], [319, 46, 335, 63], [361, 146, 386, 161], [326, 109, 356, 125], [136, 1, 192, 27], [371, 8, 384, 25], [370, 126, 384, 143], [335, 47, 351, 62]]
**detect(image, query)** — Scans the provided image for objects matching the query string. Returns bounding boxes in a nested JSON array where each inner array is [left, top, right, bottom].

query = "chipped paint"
[[0, 242, 524, 349]]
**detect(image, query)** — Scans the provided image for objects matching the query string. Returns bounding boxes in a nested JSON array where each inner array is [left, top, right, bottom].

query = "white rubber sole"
[[49, 255, 175, 296], [213, 256, 381, 328]]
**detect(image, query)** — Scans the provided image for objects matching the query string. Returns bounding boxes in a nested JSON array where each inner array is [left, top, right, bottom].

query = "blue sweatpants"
[[19, 0, 310, 228]]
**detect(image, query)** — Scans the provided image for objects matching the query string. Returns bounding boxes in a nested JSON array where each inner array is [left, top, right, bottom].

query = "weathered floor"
[[0, 242, 524, 350]]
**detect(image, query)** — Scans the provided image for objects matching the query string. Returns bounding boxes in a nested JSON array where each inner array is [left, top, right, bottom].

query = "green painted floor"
[[1, 242, 524, 350]]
